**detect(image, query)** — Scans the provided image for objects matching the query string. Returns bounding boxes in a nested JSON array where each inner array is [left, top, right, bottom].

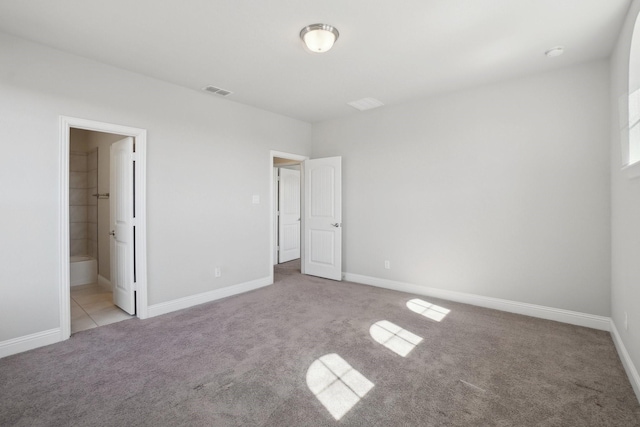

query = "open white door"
[[278, 168, 301, 263], [303, 157, 342, 280], [110, 137, 135, 314]]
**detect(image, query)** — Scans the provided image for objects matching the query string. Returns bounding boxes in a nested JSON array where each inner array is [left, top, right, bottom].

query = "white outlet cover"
[[252, 195, 260, 204]]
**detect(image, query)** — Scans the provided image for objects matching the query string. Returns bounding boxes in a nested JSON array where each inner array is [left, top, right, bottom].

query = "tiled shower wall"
[[69, 149, 98, 257], [87, 149, 98, 258]]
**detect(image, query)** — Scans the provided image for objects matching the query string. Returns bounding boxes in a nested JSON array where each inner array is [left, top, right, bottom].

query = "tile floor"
[[70, 283, 133, 334]]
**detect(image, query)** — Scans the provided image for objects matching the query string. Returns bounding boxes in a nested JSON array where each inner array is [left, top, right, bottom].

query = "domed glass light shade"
[[300, 24, 339, 53]]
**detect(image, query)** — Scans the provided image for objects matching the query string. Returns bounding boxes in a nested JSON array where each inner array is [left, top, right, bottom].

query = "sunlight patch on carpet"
[[306, 353, 374, 420], [406, 298, 450, 322], [369, 320, 423, 357]]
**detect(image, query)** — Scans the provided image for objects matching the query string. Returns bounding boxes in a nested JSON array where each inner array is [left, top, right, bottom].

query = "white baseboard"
[[0, 328, 61, 359], [610, 320, 640, 403], [147, 276, 272, 318], [97, 274, 112, 292], [344, 273, 610, 331]]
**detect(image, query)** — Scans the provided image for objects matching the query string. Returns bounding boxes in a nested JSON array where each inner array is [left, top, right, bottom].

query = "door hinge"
[[131, 153, 137, 161], [132, 282, 138, 291]]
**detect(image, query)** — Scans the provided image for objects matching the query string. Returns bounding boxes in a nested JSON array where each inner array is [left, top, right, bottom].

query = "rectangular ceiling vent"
[[347, 97, 384, 111], [203, 85, 233, 97]]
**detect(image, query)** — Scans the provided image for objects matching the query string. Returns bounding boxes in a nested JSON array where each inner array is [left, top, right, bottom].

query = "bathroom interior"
[[69, 128, 132, 333]]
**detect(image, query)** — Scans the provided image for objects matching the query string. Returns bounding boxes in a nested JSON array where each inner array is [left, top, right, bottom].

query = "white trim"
[[610, 320, 640, 403], [134, 135, 149, 319], [0, 329, 61, 359], [59, 116, 149, 343], [58, 120, 71, 341], [147, 276, 272, 318], [344, 273, 611, 331], [97, 274, 112, 292], [269, 150, 308, 284]]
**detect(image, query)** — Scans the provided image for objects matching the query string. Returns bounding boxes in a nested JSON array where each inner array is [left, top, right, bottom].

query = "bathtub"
[[70, 255, 98, 286]]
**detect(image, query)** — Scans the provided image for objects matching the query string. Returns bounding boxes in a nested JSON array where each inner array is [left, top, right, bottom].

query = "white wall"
[[0, 32, 311, 342], [313, 61, 611, 316], [610, 0, 640, 392]]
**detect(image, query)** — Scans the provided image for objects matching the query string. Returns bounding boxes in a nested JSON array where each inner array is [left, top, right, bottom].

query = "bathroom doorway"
[[68, 129, 130, 333], [60, 117, 148, 340]]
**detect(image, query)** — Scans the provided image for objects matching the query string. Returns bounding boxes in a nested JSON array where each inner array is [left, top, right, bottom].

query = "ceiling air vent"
[[203, 85, 233, 97], [347, 97, 384, 111]]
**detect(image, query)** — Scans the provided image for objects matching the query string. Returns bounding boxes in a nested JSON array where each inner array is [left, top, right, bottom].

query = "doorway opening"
[[270, 151, 307, 283], [274, 158, 302, 263], [59, 117, 148, 341]]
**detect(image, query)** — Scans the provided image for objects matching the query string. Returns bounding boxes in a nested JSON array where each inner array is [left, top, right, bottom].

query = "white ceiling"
[[0, 0, 631, 123]]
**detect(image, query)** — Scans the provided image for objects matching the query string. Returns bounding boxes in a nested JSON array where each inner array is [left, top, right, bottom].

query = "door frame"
[[270, 150, 308, 284], [59, 116, 148, 340]]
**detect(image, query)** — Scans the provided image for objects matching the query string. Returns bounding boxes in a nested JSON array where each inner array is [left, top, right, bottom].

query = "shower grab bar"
[[92, 193, 110, 199]]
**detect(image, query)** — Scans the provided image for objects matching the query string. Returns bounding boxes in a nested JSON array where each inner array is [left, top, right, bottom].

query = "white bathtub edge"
[[70, 257, 98, 287]]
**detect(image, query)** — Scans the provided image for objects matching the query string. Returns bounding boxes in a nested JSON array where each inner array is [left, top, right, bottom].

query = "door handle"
[[331, 223, 341, 228], [109, 230, 116, 237]]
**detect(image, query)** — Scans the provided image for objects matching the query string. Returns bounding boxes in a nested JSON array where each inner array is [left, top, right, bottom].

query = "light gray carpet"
[[1, 260, 639, 426]]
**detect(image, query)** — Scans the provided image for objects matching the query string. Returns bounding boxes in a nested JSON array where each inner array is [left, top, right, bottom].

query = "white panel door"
[[110, 137, 135, 315], [278, 168, 301, 263], [303, 157, 342, 280]]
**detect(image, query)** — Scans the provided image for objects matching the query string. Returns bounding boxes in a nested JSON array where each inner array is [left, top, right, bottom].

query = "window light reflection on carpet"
[[306, 353, 374, 420], [406, 298, 451, 322], [370, 320, 423, 357]]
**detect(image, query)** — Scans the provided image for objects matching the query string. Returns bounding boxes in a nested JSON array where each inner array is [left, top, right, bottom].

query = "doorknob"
[[109, 230, 116, 237], [331, 223, 341, 228]]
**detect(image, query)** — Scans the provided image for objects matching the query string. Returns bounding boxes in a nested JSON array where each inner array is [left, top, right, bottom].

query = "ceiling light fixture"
[[545, 46, 564, 58], [300, 24, 339, 53]]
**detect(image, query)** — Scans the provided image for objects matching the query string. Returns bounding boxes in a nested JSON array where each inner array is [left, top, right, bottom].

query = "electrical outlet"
[[214, 267, 221, 278], [384, 260, 391, 269], [624, 311, 628, 331]]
